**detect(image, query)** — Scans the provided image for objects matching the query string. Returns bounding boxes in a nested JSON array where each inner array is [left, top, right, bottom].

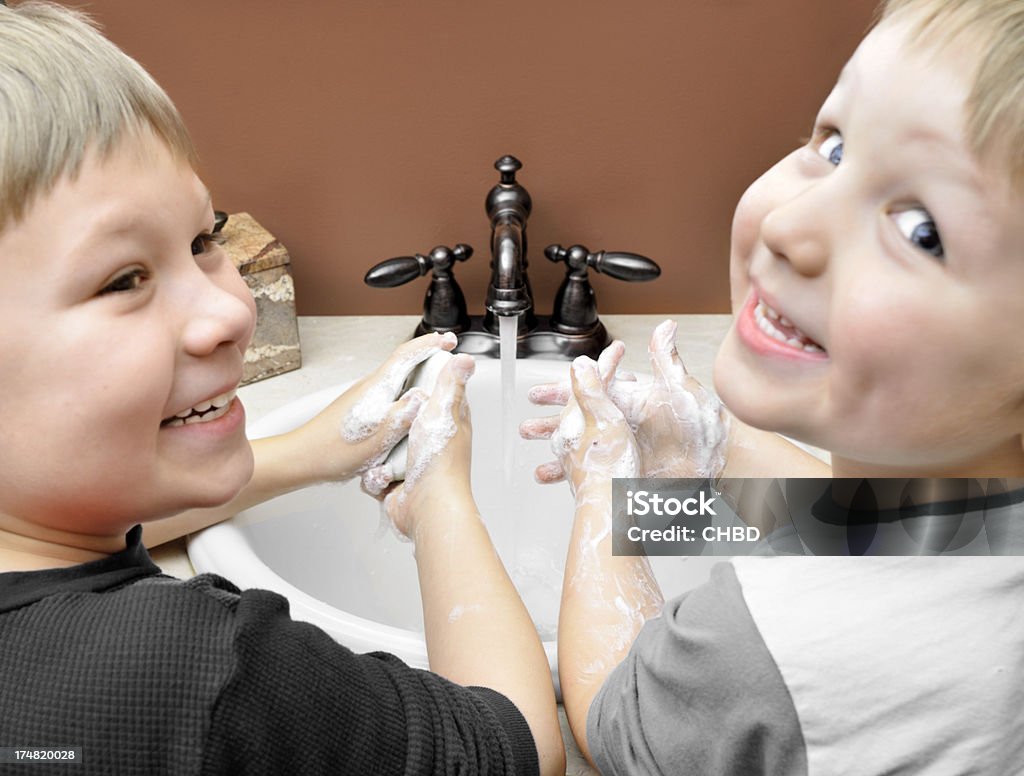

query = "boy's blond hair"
[[878, 0, 1024, 189], [0, 1, 197, 230]]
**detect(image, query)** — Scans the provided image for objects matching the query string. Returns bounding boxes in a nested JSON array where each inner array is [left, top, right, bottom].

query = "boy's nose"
[[180, 266, 257, 358], [759, 188, 831, 277]]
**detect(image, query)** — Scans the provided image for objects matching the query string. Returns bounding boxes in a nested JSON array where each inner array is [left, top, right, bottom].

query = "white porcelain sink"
[[188, 358, 719, 693]]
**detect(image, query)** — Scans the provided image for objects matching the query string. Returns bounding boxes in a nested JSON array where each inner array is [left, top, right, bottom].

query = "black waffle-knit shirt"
[[0, 526, 539, 775]]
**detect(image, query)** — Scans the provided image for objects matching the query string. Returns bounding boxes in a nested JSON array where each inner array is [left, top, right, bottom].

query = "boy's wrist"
[[572, 477, 613, 511], [405, 488, 479, 541]]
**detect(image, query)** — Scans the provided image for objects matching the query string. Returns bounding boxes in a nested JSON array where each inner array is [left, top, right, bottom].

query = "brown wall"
[[85, 0, 879, 316]]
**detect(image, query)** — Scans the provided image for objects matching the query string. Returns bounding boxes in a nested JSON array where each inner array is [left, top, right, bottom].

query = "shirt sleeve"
[[199, 586, 538, 776], [587, 561, 807, 776]]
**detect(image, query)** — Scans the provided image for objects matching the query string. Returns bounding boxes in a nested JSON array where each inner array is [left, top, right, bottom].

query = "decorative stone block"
[[221, 212, 302, 384]]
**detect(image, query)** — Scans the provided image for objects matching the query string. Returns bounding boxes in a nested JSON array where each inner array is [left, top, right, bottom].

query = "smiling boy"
[[0, 129, 258, 545], [0, 3, 563, 774], [530, 0, 1024, 773], [716, 1, 1024, 478]]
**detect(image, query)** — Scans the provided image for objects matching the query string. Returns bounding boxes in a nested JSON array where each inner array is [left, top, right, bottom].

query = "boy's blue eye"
[[893, 208, 944, 260], [817, 130, 843, 165]]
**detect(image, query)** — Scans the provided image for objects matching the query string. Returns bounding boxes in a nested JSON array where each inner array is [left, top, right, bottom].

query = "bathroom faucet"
[[364, 154, 661, 359], [483, 156, 536, 335]]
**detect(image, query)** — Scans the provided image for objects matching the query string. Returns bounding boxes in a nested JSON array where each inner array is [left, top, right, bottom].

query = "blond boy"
[[0, 3, 563, 773], [527, 0, 1024, 772]]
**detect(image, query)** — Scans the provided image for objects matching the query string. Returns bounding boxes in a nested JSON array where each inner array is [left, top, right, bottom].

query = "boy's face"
[[714, 17, 1024, 475], [0, 131, 257, 534]]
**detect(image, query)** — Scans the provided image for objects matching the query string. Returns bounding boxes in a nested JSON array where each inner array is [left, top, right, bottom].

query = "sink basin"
[[188, 357, 720, 694]]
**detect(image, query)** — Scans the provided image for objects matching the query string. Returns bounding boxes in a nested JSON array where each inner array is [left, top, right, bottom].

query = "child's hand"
[[522, 320, 730, 481], [290, 331, 458, 483], [521, 341, 630, 484], [382, 354, 475, 540], [551, 357, 641, 497], [628, 319, 730, 478]]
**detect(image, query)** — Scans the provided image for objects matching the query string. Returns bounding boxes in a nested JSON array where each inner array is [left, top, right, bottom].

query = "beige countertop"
[[151, 313, 733, 776]]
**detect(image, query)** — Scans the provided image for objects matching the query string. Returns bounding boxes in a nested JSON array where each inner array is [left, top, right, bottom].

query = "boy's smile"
[[0, 130, 257, 536], [161, 387, 239, 428], [714, 16, 1024, 476], [736, 289, 828, 362]]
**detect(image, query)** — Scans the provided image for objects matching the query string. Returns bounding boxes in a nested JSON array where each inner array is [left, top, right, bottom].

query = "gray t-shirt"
[[589, 558, 1024, 774]]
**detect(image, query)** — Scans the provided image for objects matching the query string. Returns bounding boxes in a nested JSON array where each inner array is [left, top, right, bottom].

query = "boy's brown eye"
[[99, 269, 146, 295]]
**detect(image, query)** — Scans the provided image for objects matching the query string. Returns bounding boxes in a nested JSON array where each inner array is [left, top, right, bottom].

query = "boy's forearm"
[[558, 484, 663, 767], [722, 415, 832, 478], [411, 490, 564, 776]]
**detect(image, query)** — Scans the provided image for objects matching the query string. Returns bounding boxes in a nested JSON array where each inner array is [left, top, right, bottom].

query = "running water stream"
[[498, 315, 518, 491]]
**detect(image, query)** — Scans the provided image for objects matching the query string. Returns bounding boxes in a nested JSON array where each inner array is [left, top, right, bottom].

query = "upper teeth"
[[754, 300, 824, 353], [165, 389, 237, 427]]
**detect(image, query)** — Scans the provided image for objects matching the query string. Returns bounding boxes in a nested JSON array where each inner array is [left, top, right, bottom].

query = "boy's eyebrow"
[[902, 125, 986, 196], [818, 64, 855, 117], [68, 185, 217, 259], [834, 56, 985, 197]]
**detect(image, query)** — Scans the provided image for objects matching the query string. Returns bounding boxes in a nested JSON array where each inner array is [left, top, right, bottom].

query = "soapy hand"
[[521, 320, 730, 481], [382, 354, 475, 540], [289, 331, 458, 484], [626, 319, 730, 478], [551, 357, 641, 497], [520, 342, 630, 484]]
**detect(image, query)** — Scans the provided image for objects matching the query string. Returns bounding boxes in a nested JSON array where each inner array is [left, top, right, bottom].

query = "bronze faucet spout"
[[484, 156, 535, 329], [485, 216, 530, 316]]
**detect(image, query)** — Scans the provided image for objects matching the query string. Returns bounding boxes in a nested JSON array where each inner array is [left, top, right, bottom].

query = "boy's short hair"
[[0, 1, 197, 231], [878, 0, 1024, 190]]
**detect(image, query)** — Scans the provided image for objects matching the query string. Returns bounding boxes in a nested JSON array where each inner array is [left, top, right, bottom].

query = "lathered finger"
[[378, 388, 426, 444], [400, 354, 475, 491], [423, 353, 474, 416], [567, 357, 640, 482], [597, 340, 626, 386], [520, 416, 560, 440], [383, 332, 459, 397], [648, 319, 688, 387], [392, 330, 458, 361], [361, 464, 394, 497], [528, 382, 570, 406], [534, 460, 566, 484], [571, 357, 624, 425]]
